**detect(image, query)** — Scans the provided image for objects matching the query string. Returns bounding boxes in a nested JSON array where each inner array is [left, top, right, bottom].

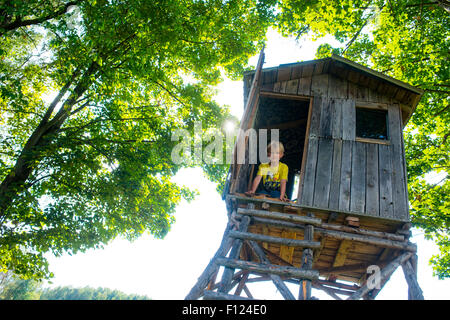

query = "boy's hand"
[[245, 191, 255, 197]]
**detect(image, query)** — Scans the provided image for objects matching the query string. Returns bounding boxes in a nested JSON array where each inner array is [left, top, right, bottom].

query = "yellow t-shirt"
[[257, 162, 288, 192]]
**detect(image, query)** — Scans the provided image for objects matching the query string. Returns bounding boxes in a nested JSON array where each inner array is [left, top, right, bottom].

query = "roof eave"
[[330, 54, 424, 96]]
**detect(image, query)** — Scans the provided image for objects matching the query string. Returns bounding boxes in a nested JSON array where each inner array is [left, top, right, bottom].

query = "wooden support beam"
[[234, 272, 250, 296], [279, 230, 296, 264], [219, 216, 251, 294], [229, 230, 322, 249], [216, 257, 319, 280], [211, 277, 235, 291], [321, 221, 404, 242], [243, 285, 254, 299], [240, 215, 416, 251], [232, 270, 246, 280], [229, 49, 264, 194], [408, 253, 419, 299], [247, 240, 296, 300], [185, 224, 235, 300], [319, 227, 415, 252], [203, 290, 254, 300], [378, 248, 392, 261], [210, 272, 245, 291], [318, 262, 382, 275], [312, 282, 343, 300], [237, 207, 322, 226], [299, 251, 314, 299], [402, 257, 424, 300], [363, 248, 392, 299], [348, 251, 413, 300], [362, 272, 388, 300], [299, 214, 314, 300], [245, 275, 271, 283], [314, 279, 360, 292], [263, 247, 295, 267], [312, 236, 326, 265], [233, 245, 250, 297], [332, 240, 353, 268], [206, 269, 218, 291]]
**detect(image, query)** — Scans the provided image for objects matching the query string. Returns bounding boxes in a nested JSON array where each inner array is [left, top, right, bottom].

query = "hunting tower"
[[186, 53, 425, 300]]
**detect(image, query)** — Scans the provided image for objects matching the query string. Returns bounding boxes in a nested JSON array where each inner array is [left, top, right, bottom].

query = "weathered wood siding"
[[300, 108, 409, 221], [302, 76, 408, 221], [246, 61, 410, 222]]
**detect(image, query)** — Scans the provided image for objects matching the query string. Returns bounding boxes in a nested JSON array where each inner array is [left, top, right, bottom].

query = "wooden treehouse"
[[186, 53, 425, 300]]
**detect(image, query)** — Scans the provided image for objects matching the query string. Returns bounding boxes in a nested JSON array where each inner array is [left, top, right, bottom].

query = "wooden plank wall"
[[250, 60, 410, 222]]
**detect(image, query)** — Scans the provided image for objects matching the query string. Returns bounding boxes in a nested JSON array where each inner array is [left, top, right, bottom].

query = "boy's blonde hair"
[[267, 141, 284, 154]]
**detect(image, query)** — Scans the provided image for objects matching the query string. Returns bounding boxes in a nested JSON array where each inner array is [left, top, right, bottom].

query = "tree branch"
[[425, 89, 450, 94], [25, 174, 53, 189], [41, 68, 82, 124], [60, 115, 161, 134], [0, 1, 82, 36], [69, 100, 91, 116], [69, 137, 117, 168], [73, 137, 156, 145], [434, 104, 450, 117], [342, 5, 381, 54], [152, 80, 186, 107], [435, 0, 450, 14]]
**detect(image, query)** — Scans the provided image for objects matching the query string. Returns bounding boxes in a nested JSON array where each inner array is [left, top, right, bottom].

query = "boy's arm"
[[279, 179, 287, 201], [247, 175, 262, 194], [279, 164, 288, 201]]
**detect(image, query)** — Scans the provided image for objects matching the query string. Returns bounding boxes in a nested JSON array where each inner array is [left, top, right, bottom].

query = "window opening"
[[356, 107, 389, 140]]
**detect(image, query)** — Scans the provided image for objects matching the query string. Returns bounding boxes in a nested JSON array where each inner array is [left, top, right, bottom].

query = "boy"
[[245, 141, 288, 201]]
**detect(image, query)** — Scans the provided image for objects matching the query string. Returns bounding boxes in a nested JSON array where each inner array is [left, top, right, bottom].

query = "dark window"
[[356, 107, 389, 140]]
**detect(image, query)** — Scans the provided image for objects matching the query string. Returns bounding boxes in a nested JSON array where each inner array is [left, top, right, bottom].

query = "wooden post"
[[203, 290, 253, 300], [243, 285, 254, 299], [206, 269, 218, 291], [402, 255, 424, 300], [348, 251, 413, 300], [234, 272, 250, 296], [185, 223, 235, 300], [299, 213, 314, 300], [229, 230, 321, 249], [218, 215, 251, 294], [216, 257, 319, 280], [230, 48, 264, 194], [312, 282, 343, 300], [237, 207, 322, 226], [247, 240, 296, 300]]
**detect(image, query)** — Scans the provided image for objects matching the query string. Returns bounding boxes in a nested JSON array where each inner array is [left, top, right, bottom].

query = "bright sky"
[[44, 29, 450, 300]]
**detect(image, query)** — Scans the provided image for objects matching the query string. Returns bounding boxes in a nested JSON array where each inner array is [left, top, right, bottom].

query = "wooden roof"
[[243, 54, 423, 126]]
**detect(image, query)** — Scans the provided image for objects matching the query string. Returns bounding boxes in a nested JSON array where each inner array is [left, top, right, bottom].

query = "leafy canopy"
[[0, 0, 274, 279]]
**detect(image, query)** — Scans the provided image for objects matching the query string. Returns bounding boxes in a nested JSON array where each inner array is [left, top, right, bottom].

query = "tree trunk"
[[0, 62, 98, 219]]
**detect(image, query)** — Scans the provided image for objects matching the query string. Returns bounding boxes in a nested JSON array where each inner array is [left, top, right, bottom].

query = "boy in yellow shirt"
[[246, 141, 289, 201]]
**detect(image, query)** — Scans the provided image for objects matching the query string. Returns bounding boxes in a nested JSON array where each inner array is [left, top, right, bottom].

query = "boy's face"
[[268, 148, 283, 163]]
